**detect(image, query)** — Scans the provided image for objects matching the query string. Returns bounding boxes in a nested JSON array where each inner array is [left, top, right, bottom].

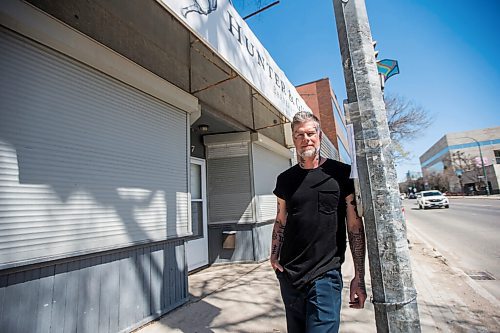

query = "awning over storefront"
[[157, 0, 311, 123]]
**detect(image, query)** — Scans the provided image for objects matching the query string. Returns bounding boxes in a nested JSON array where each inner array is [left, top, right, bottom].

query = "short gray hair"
[[292, 111, 321, 132]]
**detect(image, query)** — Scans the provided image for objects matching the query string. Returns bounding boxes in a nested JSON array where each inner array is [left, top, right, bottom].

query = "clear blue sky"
[[232, 0, 500, 181]]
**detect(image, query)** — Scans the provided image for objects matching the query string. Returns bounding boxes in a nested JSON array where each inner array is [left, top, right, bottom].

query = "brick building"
[[296, 78, 351, 163]]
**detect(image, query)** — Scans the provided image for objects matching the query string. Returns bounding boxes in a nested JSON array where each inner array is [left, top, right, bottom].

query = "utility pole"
[[333, 0, 421, 332]]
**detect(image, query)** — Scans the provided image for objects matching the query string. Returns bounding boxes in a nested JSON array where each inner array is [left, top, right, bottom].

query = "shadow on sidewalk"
[[141, 263, 287, 332], [157, 299, 221, 332]]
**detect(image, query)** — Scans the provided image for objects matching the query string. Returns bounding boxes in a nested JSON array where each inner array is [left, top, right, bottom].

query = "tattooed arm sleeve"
[[346, 194, 366, 279], [270, 198, 287, 271], [346, 193, 367, 308]]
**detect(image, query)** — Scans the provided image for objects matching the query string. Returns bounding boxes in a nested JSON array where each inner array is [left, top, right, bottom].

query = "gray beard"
[[299, 147, 319, 158]]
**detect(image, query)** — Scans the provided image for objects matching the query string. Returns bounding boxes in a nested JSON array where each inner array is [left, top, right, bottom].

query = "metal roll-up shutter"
[[0, 28, 189, 268], [321, 135, 340, 161], [252, 143, 291, 222], [206, 143, 253, 223]]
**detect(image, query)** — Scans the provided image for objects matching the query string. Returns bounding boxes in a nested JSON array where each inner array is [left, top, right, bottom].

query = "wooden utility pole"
[[332, 0, 421, 331]]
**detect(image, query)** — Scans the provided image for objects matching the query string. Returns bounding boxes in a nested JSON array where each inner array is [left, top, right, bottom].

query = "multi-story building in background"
[[296, 78, 351, 163], [420, 126, 500, 194]]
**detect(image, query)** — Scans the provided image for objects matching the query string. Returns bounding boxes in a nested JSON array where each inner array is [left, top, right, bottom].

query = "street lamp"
[[463, 137, 490, 196]]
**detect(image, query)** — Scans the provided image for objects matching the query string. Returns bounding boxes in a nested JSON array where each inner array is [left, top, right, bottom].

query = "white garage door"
[[0, 28, 190, 269], [252, 143, 291, 222]]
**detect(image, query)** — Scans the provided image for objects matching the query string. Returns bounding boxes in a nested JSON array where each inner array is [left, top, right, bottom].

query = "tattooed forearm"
[[348, 227, 366, 278], [271, 243, 279, 256], [271, 219, 285, 257]]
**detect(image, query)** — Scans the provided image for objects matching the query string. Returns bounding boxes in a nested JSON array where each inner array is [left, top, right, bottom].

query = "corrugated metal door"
[[252, 144, 291, 222], [206, 143, 253, 223], [321, 135, 340, 161], [0, 28, 189, 269]]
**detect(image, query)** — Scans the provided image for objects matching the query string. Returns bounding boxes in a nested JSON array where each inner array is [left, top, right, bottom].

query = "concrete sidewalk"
[[135, 228, 500, 333]]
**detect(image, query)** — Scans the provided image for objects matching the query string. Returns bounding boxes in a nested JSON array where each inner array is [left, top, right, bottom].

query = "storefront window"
[[495, 150, 500, 164]]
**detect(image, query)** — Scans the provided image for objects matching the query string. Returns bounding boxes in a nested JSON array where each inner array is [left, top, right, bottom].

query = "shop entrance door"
[[186, 157, 209, 271]]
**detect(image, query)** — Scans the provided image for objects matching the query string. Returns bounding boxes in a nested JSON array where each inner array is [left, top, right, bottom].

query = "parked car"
[[417, 190, 449, 209], [408, 192, 417, 199]]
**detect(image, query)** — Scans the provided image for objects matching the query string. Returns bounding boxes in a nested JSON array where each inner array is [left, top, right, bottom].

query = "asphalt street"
[[403, 197, 500, 301]]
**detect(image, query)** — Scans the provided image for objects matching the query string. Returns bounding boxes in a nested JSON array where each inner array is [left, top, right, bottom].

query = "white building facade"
[[420, 127, 500, 194]]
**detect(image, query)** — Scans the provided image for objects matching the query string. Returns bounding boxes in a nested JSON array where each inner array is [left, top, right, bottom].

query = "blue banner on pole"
[[377, 59, 400, 81]]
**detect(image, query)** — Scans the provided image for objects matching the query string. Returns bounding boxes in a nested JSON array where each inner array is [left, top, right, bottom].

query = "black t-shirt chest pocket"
[[318, 190, 339, 214]]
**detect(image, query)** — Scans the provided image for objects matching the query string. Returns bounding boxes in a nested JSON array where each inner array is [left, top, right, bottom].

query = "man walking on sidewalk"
[[270, 111, 367, 333]]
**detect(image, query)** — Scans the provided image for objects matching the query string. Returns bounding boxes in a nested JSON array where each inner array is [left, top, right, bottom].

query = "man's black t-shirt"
[[273, 159, 354, 290]]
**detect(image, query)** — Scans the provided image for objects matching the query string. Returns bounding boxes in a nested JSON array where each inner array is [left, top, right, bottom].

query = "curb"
[[447, 195, 500, 200]]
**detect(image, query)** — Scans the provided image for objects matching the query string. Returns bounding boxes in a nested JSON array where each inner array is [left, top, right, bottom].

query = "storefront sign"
[[158, 0, 311, 120]]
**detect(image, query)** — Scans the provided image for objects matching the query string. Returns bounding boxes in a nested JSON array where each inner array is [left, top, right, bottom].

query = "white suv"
[[417, 190, 449, 209]]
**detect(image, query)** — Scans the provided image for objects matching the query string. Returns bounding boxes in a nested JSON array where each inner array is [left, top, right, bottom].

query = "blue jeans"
[[277, 269, 343, 333]]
